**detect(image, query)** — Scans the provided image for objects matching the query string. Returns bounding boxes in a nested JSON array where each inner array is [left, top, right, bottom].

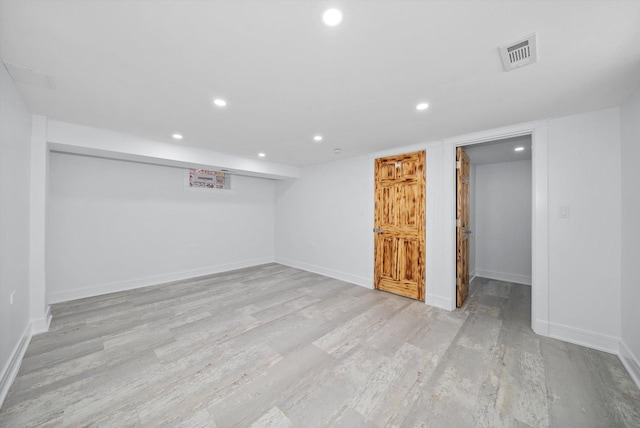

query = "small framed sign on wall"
[[187, 169, 231, 189]]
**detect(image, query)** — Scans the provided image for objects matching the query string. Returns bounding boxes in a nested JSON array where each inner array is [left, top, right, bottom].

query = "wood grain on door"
[[456, 147, 471, 307], [374, 151, 425, 301]]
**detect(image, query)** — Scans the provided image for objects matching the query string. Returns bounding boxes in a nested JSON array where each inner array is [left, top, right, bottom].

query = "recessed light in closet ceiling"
[[213, 98, 227, 107], [323, 9, 342, 27]]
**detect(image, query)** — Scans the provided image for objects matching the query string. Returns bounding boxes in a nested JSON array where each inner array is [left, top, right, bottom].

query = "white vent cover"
[[3, 62, 55, 89], [499, 33, 538, 71]]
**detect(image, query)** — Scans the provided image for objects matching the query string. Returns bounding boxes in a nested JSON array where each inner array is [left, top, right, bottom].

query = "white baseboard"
[[48, 257, 275, 304], [275, 257, 456, 311], [547, 321, 619, 354], [531, 321, 639, 389], [469, 272, 477, 284], [426, 294, 453, 311], [475, 269, 531, 286], [532, 318, 550, 336], [274, 257, 372, 289], [0, 323, 31, 410], [31, 305, 52, 335], [619, 339, 640, 390]]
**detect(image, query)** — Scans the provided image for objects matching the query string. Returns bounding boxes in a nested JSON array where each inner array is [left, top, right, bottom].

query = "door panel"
[[379, 237, 397, 278], [397, 239, 419, 282], [398, 183, 419, 227], [456, 147, 471, 307], [400, 158, 419, 178], [374, 151, 425, 301], [379, 162, 397, 180], [380, 187, 396, 226]]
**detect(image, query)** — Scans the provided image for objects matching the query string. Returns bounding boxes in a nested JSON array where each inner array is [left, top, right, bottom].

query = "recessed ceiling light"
[[323, 9, 342, 27], [213, 98, 227, 107], [514, 147, 525, 152], [172, 133, 183, 140], [313, 135, 323, 142], [258, 152, 266, 157], [416, 103, 429, 111]]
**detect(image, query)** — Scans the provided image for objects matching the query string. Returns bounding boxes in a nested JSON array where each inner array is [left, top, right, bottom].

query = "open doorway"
[[456, 135, 533, 309]]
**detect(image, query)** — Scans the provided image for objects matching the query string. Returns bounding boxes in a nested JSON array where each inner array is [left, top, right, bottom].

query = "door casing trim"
[[443, 120, 549, 335]]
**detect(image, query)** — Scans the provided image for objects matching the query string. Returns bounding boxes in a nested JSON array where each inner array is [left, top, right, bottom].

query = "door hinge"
[[456, 277, 462, 286], [456, 160, 461, 169], [456, 218, 461, 228]]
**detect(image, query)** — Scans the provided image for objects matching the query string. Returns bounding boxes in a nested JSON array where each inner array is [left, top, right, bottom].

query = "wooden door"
[[374, 151, 425, 301], [456, 147, 471, 307]]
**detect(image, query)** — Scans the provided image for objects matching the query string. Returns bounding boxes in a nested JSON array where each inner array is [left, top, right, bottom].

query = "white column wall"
[[546, 108, 621, 352], [0, 64, 33, 407], [29, 115, 50, 333], [620, 85, 640, 386]]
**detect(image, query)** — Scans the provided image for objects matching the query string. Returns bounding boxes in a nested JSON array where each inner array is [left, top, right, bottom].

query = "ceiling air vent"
[[499, 33, 538, 71], [3, 62, 56, 89]]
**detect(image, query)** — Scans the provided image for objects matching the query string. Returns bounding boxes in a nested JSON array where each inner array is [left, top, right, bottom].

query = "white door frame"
[[442, 120, 549, 335]]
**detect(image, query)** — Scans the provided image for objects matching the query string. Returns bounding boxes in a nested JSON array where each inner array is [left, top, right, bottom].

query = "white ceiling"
[[464, 136, 532, 166], [1, 1, 639, 167]]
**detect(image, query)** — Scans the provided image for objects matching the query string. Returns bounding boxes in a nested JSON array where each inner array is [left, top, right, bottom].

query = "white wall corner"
[[425, 294, 453, 311], [474, 269, 532, 286], [275, 257, 372, 289], [31, 305, 52, 335], [0, 324, 31, 410], [619, 339, 640, 390], [533, 319, 550, 337], [548, 322, 620, 355], [29, 114, 49, 324]]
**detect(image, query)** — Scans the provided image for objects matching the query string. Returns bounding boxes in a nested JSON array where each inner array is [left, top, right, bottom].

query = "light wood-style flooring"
[[1, 264, 639, 427]]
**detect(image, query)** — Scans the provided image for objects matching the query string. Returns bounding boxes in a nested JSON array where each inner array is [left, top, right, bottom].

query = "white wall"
[[275, 108, 624, 356], [547, 108, 621, 352], [29, 115, 50, 334], [47, 152, 276, 302], [475, 160, 532, 285], [620, 85, 640, 386], [274, 155, 373, 287], [469, 164, 476, 277], [0, 64, 33, 405], [274, 142, 451, 309]]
